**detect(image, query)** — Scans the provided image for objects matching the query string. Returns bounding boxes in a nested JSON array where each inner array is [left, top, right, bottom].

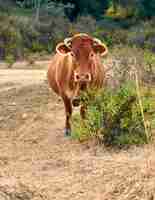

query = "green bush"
[[72, 82, 153, 147], [0, 14, 23, 60], [70, 15, 97, 35], [93, 27, 129, 47], [5, 54, 15, 67], [0, 12, 70, 60]]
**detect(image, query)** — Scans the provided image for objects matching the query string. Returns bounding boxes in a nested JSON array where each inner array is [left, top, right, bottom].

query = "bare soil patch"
[[0, 67, 155, 200]]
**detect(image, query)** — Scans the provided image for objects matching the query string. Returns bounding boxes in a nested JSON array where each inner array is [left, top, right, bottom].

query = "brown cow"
[[47, 33, 108, 136]]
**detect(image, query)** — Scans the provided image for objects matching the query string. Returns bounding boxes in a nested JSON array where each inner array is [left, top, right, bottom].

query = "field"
[[0, 62, 155, 200]]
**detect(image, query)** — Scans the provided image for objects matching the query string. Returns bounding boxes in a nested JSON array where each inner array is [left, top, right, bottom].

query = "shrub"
[[72, 82, 153, 147], [5, 54, 15, 67], [93, 27, 128, 47], [127, 21, 155, 51], [0, 12, 70, 60], [104, 46, 140, 86], [143, 50, 155, 83], [0, 14, 23, 60], [105, 46, 155, 87], [70, 15, 97, 35]]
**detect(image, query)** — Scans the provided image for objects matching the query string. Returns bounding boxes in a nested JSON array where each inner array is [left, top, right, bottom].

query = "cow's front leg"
[[63, 96, 72, 136]]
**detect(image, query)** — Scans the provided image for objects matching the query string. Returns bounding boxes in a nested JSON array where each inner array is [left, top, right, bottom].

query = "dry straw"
[[134, 67, 150, 142]]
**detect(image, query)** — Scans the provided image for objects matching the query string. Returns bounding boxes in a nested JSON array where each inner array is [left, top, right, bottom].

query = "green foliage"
[[5, 54, 15, 67], [32, 41, 45, 52], [144, 51, 155, 68], [0, 12, 70, 60], [0, 14, 23, 60], [143, 50, 155, 83], [14, 0, 110, 20], [72, 82, 153, 147], [70, 15, 97, 35], [62, 0, 110, 20], [94, 27, 129, 47], [141, 0, 155, 18], [108, 0, 155, 19], [93, 18, 155, 54], [2, 0, 155, 22]]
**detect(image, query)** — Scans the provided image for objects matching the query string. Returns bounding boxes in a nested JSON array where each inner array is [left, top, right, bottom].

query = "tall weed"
[[72, 82, 153, 147]]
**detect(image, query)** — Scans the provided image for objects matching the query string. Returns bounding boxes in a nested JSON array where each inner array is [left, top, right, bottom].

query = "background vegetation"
[[0, 0, 155, 62]]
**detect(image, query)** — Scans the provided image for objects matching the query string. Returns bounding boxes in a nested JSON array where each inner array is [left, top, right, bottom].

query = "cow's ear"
[[56, 42, 71, 55], [93, 43, 108, 57]]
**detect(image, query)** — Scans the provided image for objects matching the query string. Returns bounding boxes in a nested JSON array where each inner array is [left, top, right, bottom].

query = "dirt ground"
[[0, 64, 155, 200]]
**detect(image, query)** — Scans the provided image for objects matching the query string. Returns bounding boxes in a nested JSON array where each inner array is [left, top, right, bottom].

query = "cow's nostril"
[[74, 73, 80, 82], [76, 75, 80, 79], [85, 74, 89, 79], [85, 73, 91, 81]]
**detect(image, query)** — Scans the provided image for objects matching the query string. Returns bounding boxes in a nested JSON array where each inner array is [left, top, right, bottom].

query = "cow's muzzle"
[[74, 72, 91, 83], [72, 73, 91, 107]]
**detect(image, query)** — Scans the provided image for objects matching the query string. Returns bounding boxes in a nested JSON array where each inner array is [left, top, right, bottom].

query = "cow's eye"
[[89, 52, 94, 58]]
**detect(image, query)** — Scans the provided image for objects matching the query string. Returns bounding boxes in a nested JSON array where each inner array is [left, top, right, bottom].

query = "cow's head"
[[56, 34, 107, 105], [56, 33, 108, 88]]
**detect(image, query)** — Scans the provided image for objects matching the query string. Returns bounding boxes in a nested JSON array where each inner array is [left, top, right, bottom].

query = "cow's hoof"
[[64, 128, 71, 137]]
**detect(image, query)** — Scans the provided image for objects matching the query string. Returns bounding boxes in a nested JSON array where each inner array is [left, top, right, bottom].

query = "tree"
[[112, 0, 120, 13], [14, 0, 110, 20], [61, 0, 110, 21], [141, 0, 155, 18]]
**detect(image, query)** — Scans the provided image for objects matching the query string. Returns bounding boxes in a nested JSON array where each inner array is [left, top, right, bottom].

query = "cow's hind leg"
[[63, 96, 72, 136]]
